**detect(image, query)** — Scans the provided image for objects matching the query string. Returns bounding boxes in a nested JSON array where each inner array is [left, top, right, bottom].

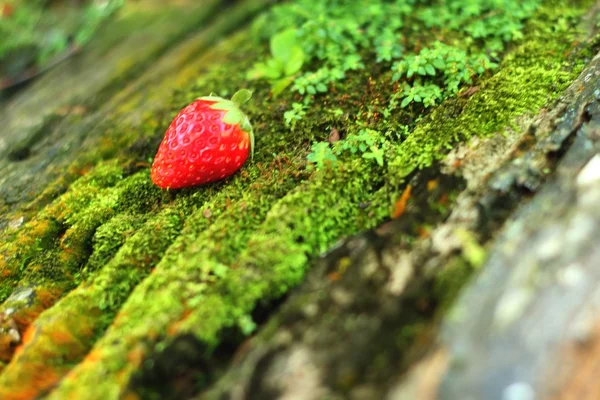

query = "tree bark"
[[0, 1, 599, 399]]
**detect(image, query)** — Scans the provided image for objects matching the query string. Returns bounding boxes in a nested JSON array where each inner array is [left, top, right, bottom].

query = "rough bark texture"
[[0, 0, 599, 399]]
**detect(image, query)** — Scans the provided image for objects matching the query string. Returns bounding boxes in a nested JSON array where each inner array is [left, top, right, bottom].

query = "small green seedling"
[[247, 28, 305, 96]]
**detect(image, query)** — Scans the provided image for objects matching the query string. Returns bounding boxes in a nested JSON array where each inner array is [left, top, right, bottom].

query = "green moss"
[[81, 213, 147, 280], [0, 0, 597, 397], [46, 155, 382, 398], [0, 217, 62, 301], [0, 201, 191, 398], [18, 170, 167, 285], [0, 166, 175, 331], [46, 160, 305, 396], [248, 0, 544, 106], [387, 0, 594, 187], [40, 160, 125, 221]]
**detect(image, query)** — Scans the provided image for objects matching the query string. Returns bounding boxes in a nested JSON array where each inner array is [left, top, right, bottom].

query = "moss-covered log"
[[0, 0, 599, 398]]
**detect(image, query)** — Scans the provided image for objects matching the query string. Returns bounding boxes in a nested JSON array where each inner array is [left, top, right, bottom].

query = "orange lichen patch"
[[112, 310, 129, 327], [66, 348, 102, 383], [48, 328, 78, 347], [1, 3, 14, 17], [116, 363, 138, 385], [546, 322, 600, 400], [167, 308, 194, 336], [126, 345, 146, 366], [328, 271, 341, 281], [27, 264, 43, 273], [12, 325, 38, 357], [427, 179, 439, 191], [11, 307, 43, 333], [392, 184, 413, 219], [20, 324, 37, 345], [58, 249, 82, 264], [147, 328, 160, 341], [0, 334, 15, 363], [0, 287, 62, 366], [0, 304, 99, 399], [20, 219, 54, 241], [123, 392, 141, 400], [35, 288, 61, 309], [8, 220, 47, 249], [81, 348, 103, 365], [73, 164, 92, 176], [0, 368, 62, 400], [11, 293, 62, 332], [417, 225, 432, 239], [1, 266, 12, 278], [0, 325, 66, 400], [438, 193, 449, 207]]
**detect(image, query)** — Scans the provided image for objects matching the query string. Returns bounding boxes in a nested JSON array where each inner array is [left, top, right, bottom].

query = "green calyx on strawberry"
[[151, 89, 254, 189]]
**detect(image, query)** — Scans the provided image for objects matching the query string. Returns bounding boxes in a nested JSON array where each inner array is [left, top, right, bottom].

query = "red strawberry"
[[151, 89, 254, 189]]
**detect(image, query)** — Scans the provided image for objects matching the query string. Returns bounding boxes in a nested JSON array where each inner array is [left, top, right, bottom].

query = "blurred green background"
[[1, 0, 123, 89]]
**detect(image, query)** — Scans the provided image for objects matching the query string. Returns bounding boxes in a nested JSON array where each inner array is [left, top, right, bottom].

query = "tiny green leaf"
[[231, 89, 252, 107], [271, 76, 295, 97], [264, 58, 285, 79], [284, 47, 305, 76], [246, 63, 267, 80], [316, 83, 328, 92], [270, 28, 298, 62]]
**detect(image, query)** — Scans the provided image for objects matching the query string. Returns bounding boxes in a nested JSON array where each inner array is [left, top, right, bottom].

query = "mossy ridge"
[[46, 156, 309, 399], [0, 218, 62, 301], [0, 169, 174, 366], [203, 158, 381, 314], [81, 213, 148, 280], [0, 161, 125, 300], [0, 46, 310, 390], [378, 0, 598, 368], [2, 169, 167, 292], [45, 154, 379, 399], [387, 0, 595, 188], [0, 202, 191, 400]]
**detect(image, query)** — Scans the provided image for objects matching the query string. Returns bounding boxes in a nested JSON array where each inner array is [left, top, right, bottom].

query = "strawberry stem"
[[199, 90, 255, 159]]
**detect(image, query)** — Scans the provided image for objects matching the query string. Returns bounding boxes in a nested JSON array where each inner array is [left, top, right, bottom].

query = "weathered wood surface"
[[0, 1, 599, 399], [440, 62, 600, 400]]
